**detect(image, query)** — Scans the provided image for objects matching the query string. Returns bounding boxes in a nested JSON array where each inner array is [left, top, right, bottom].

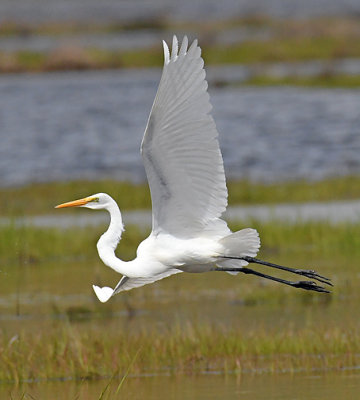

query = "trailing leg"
[[221, 255, 332, 287], [214, 266, 330, 293]]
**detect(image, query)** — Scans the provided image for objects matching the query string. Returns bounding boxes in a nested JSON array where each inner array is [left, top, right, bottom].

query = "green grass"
[[2, 36, 360, 74], [227, 176, 360, 205], [1, 323, 359, 384], [203, 37, 360, 65], [2, 176, 360, 217], [0, 16, 360, 88], [2, 15, 360, 78], [1, 220, 360, 382], [2, 219, 360, 268], [1, 180, 151, 217], [0, 18, 168, 38]]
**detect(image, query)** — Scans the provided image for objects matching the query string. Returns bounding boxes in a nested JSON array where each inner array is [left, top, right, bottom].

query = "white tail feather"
[[217, 228, 261, 275], [219, 228, 260, 258]]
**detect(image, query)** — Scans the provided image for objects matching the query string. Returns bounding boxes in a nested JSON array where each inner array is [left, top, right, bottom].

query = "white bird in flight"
[[56, 36, 331, 302]]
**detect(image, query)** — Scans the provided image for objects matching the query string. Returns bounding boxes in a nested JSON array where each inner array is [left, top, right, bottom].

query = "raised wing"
[[141, 36, 228, 237]]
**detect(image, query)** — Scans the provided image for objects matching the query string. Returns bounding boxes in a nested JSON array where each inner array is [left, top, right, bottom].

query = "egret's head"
[[55, 193, 113, 210]]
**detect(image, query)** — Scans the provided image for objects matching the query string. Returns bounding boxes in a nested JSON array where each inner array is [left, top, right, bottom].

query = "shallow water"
[[1, 70, 359, 187], [3, 371, 360, 400]]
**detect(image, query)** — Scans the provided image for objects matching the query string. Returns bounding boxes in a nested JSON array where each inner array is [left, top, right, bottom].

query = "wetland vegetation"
[[1, 16, 360, 88], [1, 212, 359, 384], [2, 175, 360, 217]]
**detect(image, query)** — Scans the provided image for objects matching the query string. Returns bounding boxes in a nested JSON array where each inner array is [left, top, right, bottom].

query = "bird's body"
[[56, 36, 331, 302], [79, 191, 260, 301]]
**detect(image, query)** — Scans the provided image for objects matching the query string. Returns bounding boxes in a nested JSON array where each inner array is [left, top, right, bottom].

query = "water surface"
[[3, 371, 360, 400], [1, 70, 359, 186]]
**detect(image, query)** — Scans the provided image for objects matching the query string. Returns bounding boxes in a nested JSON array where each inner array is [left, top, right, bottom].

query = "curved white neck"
[[96, 199, 130, 275]]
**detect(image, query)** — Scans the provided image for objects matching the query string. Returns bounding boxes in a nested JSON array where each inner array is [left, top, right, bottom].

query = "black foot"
[[215, 266, 331, 294], [291, 280, 330, 293], [240, 256, 332, 287]]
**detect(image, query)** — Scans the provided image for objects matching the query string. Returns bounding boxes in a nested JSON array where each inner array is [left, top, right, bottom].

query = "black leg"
[[215, 266, 330, 293], [221, 255, 332, 287]]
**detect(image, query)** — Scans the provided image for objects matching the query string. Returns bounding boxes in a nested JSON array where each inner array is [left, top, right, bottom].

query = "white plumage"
[[56, 36, 331, 302], [142, 36, 228, 237]]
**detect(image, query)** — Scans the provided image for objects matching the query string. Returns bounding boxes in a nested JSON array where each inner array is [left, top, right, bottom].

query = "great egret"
[[56, 36, 331, 303]]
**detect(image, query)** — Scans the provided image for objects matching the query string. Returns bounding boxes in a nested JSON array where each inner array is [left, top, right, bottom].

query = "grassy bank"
[[1, 16, 360, 83], [2, 175, 360, 217], [0, 219, 359, 382], [2, 36, 360, 75]]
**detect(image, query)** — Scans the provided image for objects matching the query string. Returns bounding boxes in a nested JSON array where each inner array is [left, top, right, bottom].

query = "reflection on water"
[[1, 70, 360, 186], [3, 371, 360, 400]]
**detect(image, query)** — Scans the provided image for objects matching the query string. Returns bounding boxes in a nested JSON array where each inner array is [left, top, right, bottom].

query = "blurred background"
[[1, 1, 360, 399]]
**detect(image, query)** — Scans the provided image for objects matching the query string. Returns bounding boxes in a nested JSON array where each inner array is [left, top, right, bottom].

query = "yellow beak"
[[55, 196, 94, 209]]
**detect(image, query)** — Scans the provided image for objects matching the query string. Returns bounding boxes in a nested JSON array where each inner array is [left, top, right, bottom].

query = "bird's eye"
[[90, 197, 99, 203]]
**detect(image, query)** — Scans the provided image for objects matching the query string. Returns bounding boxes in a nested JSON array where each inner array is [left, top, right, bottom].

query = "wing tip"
[[92, 285, 113, 303], [163, 35, 200, 64]]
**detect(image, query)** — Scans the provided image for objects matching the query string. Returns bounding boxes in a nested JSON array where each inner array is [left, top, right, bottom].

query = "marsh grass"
[[1, 321, 359, 384], [1, 220, 360, 382], [1, 16, 360, 75], [2, 219, 360, 275], [1, 180, 150, 217], [2, 176, 360, 217], [0, 16, 358, 39], [3, 37, 360, 74], [97, 346, 142, 399]]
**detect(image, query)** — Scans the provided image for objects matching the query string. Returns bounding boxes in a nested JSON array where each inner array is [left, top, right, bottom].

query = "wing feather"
[[141, 36, 228, 237], [113, 269, 182, 293], [92, 269, 182, 301]]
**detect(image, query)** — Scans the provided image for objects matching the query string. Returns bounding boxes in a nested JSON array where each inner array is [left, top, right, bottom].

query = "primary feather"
[[141, 35, 228, 237]]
